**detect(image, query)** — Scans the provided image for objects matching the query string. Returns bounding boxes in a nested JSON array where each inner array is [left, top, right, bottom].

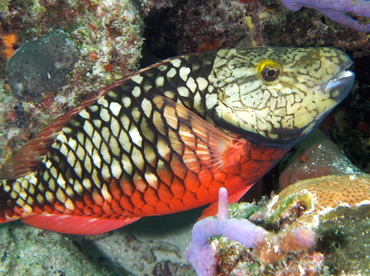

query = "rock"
[[0, 221, 110, 276], [6, 30, 78, 100]]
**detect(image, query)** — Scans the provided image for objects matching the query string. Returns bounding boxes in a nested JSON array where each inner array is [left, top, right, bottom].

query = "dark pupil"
[[267, 69, 276, 77], [262, 66, 279, 81]]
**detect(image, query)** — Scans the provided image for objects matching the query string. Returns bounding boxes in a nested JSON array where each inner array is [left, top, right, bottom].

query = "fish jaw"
[[322, 69, 355, 103]]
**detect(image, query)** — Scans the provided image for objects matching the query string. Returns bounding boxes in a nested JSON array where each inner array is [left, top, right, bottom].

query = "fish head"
[[212, 47, 355, 147]]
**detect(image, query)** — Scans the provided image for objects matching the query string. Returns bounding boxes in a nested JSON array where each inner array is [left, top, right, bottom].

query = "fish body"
[[0, 47, 354, 235]]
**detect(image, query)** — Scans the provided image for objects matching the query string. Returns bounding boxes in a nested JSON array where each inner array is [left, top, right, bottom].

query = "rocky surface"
[[0, 222, 107, 276]]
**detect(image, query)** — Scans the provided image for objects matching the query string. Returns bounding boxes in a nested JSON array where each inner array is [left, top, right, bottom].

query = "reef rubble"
[[187, 130, 370, 275]]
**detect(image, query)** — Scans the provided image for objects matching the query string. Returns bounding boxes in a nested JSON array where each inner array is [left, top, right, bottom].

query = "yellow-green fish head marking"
[[210, 47, 354, 147]]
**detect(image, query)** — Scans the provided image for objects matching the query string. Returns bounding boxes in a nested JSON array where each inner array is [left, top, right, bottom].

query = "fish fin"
[[197, 186, 254, 220], [22, 215, 141, 235], [0, 114, 79, 180], [152, 95, 243, 176]]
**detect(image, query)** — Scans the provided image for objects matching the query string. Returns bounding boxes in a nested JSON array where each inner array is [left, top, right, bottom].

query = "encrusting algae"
[[252, 174, 370, 262], [187, 174, 370, 275], [0, 33, 17, 59]]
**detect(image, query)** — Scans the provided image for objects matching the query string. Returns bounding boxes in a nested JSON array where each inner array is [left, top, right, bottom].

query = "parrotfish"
[[0, 47, 354, 235]]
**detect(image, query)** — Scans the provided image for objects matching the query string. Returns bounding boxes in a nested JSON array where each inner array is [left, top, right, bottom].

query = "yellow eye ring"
[[257, 60, 282, 82]]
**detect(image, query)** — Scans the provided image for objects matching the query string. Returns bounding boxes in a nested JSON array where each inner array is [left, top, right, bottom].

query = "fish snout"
[[323, 68, 355, 103]]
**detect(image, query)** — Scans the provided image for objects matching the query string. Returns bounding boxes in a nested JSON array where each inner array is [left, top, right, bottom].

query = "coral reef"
[[141, 0, 370, 178], [187, 131, 370, 275], [0, 208, 197, 275], [71, 210, 199, 275], [0, 0, 144, 166], [322, 53, 370, 173], [279, 0, 370, 32], [186, 188, 268, 275], [187, 174, 370, 275]]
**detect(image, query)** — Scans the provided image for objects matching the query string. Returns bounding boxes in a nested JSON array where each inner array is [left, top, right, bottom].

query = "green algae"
[[317, 204, 370, 274]]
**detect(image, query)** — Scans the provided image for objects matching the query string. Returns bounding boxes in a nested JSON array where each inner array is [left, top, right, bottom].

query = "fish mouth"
[[324, 65, 355, 102]]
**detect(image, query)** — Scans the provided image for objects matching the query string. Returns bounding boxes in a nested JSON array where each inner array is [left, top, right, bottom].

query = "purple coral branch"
[[321, 9, 370, 32], [186, 188, 268, 276], [280, 0, 370, 32], [186, 188, 318, 274]]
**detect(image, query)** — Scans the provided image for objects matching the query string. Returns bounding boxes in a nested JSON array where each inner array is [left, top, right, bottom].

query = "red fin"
[[152, 95, 243, 176], [22, 215, 141, 235], [198, 185, 254, 220]]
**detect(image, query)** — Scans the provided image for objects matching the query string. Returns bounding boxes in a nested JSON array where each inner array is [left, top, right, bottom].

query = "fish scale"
[[0, 47, 354, 235]]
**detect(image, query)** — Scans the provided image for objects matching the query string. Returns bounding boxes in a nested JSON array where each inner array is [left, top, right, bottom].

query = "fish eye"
[[257, 60, 282, 82], [262, 66, 279, 81]]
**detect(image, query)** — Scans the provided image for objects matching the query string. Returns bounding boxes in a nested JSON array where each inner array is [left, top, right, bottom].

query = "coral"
[[317, 204, 370, 274], [186, 188, 269, 276], [142, 0, 252, 58], [0, 0, 369, 274], [255, 174, 370, 226], [74, 216, 196, 276], [187, 130, 368, 270], [252, 174, 370, 232], [279, 0, 370, 31], [322, 53, 370, 173], [6, 30, 78, 100], [187, 173, 370, 275], [153, 260, 193, 276]]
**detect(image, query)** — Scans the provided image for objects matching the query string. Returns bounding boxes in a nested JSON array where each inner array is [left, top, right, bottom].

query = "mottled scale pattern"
[[0, 89, 286, 220], [0, 51, 278, 221], [0, 47, 353, 226]]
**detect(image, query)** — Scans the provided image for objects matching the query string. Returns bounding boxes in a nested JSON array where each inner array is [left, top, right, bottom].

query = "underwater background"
[[0, 0, 369, 275]]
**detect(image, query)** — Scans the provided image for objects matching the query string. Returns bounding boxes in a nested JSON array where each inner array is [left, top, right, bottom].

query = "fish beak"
[[324, 64, 355, 103]]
